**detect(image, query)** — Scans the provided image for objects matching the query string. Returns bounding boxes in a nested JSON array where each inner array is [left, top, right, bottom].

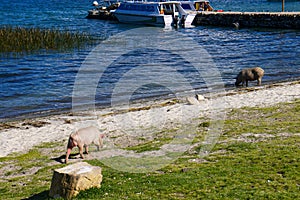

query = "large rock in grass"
[[49, 162, 102, 199]]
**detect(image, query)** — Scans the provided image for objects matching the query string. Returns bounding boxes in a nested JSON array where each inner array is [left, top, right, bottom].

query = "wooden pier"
[[87, 10, 300, 29], [194, 11, 300, 29]]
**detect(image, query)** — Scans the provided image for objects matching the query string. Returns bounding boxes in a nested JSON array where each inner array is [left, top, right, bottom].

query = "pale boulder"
[[196, 94, 205, 101], [187, 94, 205, 105], [186, 96, 200, 105], [49, 162, 102, 199]]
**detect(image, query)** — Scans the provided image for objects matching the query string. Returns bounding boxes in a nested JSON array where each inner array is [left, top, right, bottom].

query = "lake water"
[[0, 0, 299, 120]]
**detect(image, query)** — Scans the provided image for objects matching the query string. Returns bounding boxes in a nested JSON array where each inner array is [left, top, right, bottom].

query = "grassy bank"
[[0, 26, 96, 55], [0, 99, 299, 199]]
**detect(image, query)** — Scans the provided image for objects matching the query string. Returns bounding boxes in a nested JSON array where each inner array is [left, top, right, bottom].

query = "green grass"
[[0, 26, 97, 55], [0, 148, 56, 200], [222, 99, 300, 137], [125, 130, 175, 153], [0, 99, 299, 199], [77, 136, 300, 199]]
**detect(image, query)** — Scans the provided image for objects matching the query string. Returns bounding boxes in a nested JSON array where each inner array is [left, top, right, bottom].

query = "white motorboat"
[[114, 1, 196, 27]]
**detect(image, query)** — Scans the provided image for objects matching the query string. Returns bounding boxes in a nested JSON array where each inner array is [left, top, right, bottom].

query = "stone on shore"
[[187, 94, 205, 105], [196, 94, 205, 101], [49, 162, 102, 199], [187, 96, 200, 105]]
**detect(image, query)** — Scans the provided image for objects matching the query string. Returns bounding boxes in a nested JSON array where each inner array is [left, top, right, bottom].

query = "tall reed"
[[0, 26, 95, 55]]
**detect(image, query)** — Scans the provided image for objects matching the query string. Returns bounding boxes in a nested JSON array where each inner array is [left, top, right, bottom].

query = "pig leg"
[[246, 80, 249, 87], [65, 147, 73, 164], [99, 136, 104, 150], [95, 143, 101, 151], [241, 80, 245, 86], [78, 144, 85, 159], [257, 78, 262, 85], [84, 145, 89, 154], [95, 135, 104, 151]]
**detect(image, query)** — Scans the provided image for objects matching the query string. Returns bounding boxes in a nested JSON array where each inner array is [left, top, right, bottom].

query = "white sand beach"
[[0, 81, 299, 158]]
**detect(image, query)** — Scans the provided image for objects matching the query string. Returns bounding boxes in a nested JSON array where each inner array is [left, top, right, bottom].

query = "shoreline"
[[1, 78, 299, 123], [0, 80, 299, 158]]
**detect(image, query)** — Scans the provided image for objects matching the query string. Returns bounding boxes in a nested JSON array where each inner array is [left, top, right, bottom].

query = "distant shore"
[[0, 80, 299, 158]]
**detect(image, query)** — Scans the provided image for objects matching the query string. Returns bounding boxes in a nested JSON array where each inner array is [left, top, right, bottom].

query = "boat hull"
[[183, 14, 196, 27], [114, 13, 173, 27]]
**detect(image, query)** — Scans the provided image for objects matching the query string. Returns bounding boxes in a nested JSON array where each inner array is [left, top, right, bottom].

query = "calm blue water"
[[0, 0, 300, 120]]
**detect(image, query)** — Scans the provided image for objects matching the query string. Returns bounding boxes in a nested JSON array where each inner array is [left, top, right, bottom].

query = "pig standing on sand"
[[65, 126, 104, 164], [235, 67, 264, 87]]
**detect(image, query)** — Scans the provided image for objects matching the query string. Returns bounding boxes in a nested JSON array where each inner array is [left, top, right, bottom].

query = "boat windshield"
[[181, 3, 193, 10], [118, 3, 156, 12]]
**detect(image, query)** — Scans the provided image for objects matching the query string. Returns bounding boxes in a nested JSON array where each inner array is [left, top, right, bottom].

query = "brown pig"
[[235, 67, 264, 87], [65, 126, 104, 164]]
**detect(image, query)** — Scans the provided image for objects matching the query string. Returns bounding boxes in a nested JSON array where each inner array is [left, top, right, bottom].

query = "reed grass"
[[0, 26, 95, 55]]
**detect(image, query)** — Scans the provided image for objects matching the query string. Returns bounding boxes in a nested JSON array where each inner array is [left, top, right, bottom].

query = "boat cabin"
[[116, 1, 187, 16], [180, 0, 214, 12]]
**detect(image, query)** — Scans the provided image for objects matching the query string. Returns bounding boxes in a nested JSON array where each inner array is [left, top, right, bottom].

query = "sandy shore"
[[0, 81, 299, 158]]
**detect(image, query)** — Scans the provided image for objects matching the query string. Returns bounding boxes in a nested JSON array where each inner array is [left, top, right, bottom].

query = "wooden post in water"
[[282, 0, 285, 12]]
